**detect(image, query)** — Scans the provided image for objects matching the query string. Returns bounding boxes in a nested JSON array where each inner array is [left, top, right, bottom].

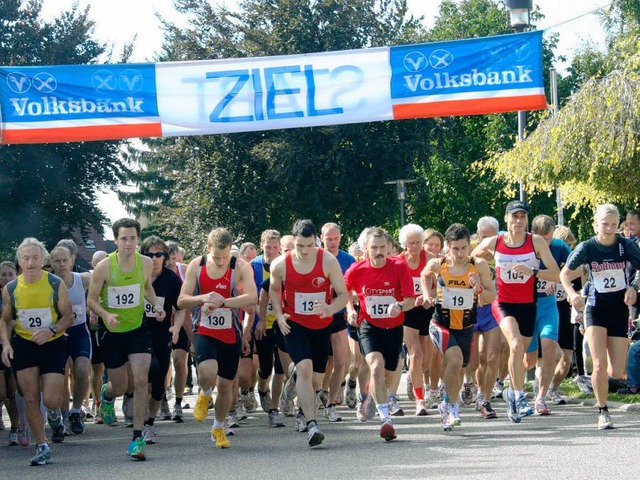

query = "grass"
[[558, 378, 640, 404]]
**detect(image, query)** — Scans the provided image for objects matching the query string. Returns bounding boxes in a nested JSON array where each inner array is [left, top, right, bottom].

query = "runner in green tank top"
[[87, 218, 165, 461]]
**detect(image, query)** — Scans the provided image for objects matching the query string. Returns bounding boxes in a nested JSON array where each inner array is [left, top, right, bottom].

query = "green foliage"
[[484, 32, 640, 220], [0, 1, 129, 250]]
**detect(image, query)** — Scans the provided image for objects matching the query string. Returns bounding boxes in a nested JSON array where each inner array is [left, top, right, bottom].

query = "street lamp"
[[384, 179, 416, 227], [506, 0, 532, 31], [506, 0, 533, 204]]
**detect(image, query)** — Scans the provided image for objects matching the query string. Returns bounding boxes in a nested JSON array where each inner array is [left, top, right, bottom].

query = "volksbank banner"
[[0, 31, 545, 144]]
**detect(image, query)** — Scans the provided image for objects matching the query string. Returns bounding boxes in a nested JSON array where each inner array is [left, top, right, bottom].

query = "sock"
[[306, 419, 317, 428], [359, 393, 367, 402], [443, 391, 450, 403], [213, 419, 224, 429], [202, 388, 213, 396], [125, 392, 134, 399], [599, 405, 608, 413], [376, 402, 389, 419], [70, 407, 82, 414], [413, 387, 424, 401], [515, 390, 526, 400], [145, 417, 155, 426], [37, 442, 49, 448], [15, 391, 27, 426], [175, 397, 182, 407], [476, 392, 484, 404], [133, 429, 142, 441], [348, 379, 356, 389], [39, 395, 47, 424]]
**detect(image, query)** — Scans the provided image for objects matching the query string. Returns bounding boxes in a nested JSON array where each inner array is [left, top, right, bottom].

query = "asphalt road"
[[2, 388, 639, 480]]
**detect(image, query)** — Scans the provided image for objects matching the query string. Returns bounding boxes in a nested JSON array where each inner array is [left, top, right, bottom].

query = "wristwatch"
[[632, 284, 640, 293], [531, 267, 539, 277], [49, 325, 59, 335]]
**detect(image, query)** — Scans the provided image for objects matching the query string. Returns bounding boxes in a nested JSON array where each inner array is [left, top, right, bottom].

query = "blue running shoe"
[[502, 388, 521, 423], [29, 444, 52, 466], [517, 396, 533, 417], [127, 437, 146, 460]]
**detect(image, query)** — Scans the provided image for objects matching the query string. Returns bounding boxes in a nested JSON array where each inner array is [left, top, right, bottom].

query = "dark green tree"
[[0, 1, 129, 250]]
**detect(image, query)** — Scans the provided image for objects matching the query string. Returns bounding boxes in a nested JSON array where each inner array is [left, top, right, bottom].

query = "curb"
[[565, 396, 640, 412]]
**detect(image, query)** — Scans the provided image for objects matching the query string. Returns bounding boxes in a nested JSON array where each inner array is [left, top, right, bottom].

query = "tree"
[[0, 1, 129, 250], [483, 2, 640, 218]]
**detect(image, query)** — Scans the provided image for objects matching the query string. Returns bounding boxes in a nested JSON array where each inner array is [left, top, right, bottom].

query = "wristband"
[[475, 285, 484, 295], [532, 267, 538, 277]]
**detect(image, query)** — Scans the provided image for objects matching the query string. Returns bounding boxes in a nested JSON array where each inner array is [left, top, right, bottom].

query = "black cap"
[[505, 200, 530, 214]]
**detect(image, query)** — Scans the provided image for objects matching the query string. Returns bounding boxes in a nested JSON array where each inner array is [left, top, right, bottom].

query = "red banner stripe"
[[392, 94, 547, 120], [1, 123, 162, 144]]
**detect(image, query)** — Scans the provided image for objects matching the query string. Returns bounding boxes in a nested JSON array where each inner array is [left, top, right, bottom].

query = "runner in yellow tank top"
[[1, 238, 73, 466], [422, 223, 495, 431]]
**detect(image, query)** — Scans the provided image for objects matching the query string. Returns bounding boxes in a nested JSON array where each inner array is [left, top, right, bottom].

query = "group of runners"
[[1, 200, 638, 466]]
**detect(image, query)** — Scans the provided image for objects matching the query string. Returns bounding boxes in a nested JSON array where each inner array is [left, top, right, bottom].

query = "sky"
[[38, 0, 613, 237]]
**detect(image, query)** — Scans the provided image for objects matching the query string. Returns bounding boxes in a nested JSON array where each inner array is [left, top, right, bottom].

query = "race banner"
[[0, 31, 545, 144]]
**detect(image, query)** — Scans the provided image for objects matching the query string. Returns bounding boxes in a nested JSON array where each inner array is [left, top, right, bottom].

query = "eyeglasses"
[[144, 252, 165, 258]]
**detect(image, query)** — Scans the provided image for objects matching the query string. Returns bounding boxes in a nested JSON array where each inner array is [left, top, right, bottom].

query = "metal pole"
[[518, 110, 527, 203], [550, 68, 564, 226], [400, 199, 405, 227]]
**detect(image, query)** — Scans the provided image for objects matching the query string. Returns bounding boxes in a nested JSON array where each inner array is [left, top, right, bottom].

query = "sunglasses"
[[144, 252, 165, 258]]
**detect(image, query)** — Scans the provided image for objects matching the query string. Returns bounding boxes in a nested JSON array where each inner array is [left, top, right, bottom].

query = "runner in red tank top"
[[177, 228, 257, 449], [269, 220, 348, 448], [472, 200, 559, 424]]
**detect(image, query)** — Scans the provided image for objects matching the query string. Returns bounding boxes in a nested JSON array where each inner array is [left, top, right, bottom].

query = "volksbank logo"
[[402, 49, 454, 73], [9, 96, 145, 116], [6, 72, 57, 94], [5, 68, 149, 118], [403, 66, 534, 93]]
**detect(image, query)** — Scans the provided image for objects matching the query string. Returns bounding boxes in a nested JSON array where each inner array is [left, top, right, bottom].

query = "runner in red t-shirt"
[[344, 227, 415, 442]]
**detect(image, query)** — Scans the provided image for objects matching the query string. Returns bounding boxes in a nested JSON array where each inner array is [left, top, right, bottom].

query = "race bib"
[[144, 296, 165, 318], [18, 307, 53, 330], [201, 308, 232, 329], [365, 295, 396, 319], [592, 269, 626, 293], [413, 276, 422, 295], [441, 287, 474, 310], [536, 278, 550, 294], [294, 292, 325, 315], [266, 301, 274, 314], [499, 262, 530, 284], [107, 284, 141, 309], [555, 284, 568, 302]]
